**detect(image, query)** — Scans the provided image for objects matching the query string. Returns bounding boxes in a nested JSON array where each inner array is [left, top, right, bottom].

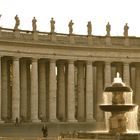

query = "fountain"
[[77, 73, 140, 140]]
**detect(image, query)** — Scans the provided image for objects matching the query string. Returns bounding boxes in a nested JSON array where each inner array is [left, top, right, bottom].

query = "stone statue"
[[87, 21, 92, 35], [68, 20, 74, 34], [32, 17, 37, 32], [123, 23, 129, 37], [106, 22, 111, 36], [14, 15, 20, 30], [50, 17, 55, 33]]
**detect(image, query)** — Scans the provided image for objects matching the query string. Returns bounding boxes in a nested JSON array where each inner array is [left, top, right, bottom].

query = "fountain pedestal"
[[109, 112, 127, 133]]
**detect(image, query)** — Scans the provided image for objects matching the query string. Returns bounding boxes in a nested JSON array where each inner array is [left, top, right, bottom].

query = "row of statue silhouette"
[[1, 15, 129, 37]]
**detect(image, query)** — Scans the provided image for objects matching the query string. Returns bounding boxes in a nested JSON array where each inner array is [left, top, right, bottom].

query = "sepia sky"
[[0, 0, 140, 36]]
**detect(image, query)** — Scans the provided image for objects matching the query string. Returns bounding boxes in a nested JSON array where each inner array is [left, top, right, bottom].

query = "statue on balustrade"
[[106, 22, 111, 36], [32, 17, 37, 32], [14, 15, 20, 30], [50, 17, 55, 33], [87, 21, 92, 35], [123, 23, 129, 37], [68, 20, 74, 34]]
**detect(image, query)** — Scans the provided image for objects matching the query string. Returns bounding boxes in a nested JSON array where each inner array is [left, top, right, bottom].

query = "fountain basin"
[[99, 104, 136, 112], [78, 131, 140, 140]]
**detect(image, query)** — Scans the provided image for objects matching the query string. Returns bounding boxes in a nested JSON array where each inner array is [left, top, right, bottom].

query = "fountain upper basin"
[[100, 104, 137, 112], [104, 86, 132, 92]]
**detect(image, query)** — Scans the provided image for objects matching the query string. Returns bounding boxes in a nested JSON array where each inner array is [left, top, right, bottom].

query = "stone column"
[[104, 61, 111, 87], [131, 67, 135, 93], [111, 66, 116, 82], [20, 59, 28, 119], [26, 61, 31, 120], [86, 60, 94, 121], [48, 59, 57, 122], [0, 57, 3, 122], [135, 65, 140, 121], [123, 62, 130, 85], [38, 60, 47, 121], [12, 57, 20, 121], [77, 61, 85, 121], [30, 58, 40, 122], [57, 61, 66, 121], [67, 60, 77, 122], [96, 63, 104, 122], [1, 58, 9, 120], [46, 62, 49, 120]]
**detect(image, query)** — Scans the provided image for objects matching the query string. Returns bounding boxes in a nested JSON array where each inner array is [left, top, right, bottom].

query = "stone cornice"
[[1, 28, 140, 48], [1, 38, 140, 53]]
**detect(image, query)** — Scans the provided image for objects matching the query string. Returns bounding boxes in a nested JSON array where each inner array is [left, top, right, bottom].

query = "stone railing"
[[0, 27, 140, 47]]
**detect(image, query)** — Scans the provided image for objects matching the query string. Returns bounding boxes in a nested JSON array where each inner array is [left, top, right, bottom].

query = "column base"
[[67, 119, 77, 122], [31, 119, 41, 123], [48, 118, 59, 122], [86, 118, 96, 122], [0, 120, 4, 123]]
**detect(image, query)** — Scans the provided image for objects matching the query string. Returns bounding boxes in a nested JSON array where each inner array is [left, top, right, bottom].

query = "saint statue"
[[32, 17, 37, 32], [87, 21, 92, 35], [14, 15, 20, 30], [106, 22, 111, 36], [50, 17, 55, 33], [123, 23, 129, 37], [68, 20, 74, 34]]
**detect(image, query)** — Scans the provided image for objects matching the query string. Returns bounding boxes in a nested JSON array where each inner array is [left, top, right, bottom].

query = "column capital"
[[49, 59, 56, 63], [13, 57, 21, 61], [31, 58, 38, 62], [57, 60, 66, 66], [68, 59, 75, 64], [77, 61, 85, 66], [96, 62, 104, 66], [123, 62, 130, 65], [105, 61, 111, 65], [86, 60, 93, 65]]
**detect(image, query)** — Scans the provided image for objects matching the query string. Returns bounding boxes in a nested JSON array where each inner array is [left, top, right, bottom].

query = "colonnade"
[[0, 56, 139, 123]]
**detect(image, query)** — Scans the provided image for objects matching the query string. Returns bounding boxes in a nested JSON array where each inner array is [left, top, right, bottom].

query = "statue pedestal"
[[14, 30, 20, 39], [124, 37, 129, 46], [33, 32, 38, 41], [106, 36, 112, 46], [50, 33, 57, 42], [69, 35, 75, 44], [87, 35, 93, 45]]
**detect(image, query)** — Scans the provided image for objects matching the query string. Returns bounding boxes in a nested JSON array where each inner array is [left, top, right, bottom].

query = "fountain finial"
[[113, 72, 123, 84], [117, 72, 119, 78]]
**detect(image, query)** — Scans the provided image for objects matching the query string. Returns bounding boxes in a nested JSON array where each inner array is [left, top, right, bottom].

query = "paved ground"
[[0, 122, 97, 137]]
